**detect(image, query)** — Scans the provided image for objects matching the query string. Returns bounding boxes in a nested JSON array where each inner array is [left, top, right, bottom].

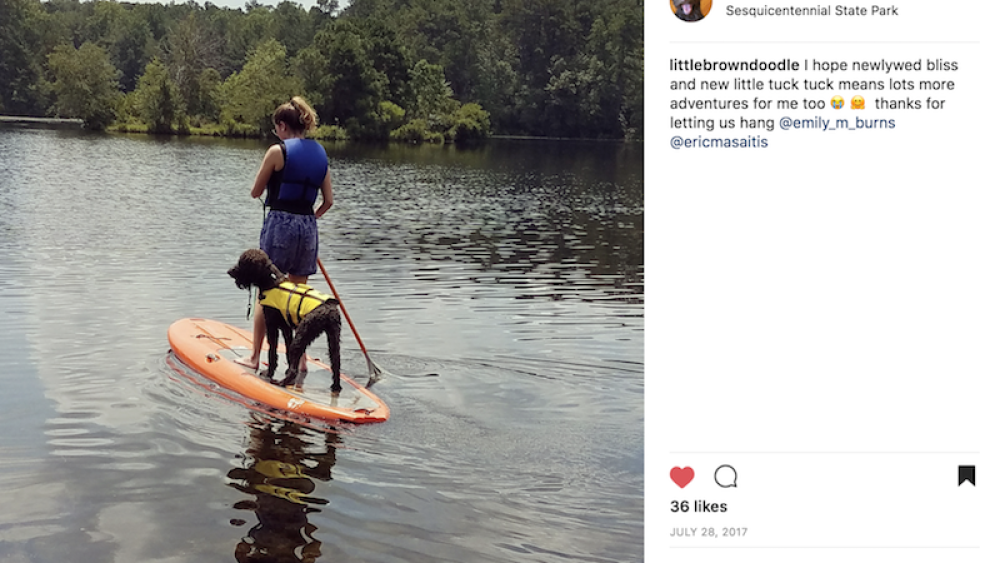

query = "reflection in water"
[[227, 414, 340, 563]]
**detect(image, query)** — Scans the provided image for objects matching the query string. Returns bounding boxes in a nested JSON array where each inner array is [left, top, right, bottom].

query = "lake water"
[[0, 127, 643, 563]]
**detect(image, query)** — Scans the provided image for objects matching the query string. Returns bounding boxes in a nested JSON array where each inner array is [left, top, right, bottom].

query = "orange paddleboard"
[[167, 318, 389, 424]]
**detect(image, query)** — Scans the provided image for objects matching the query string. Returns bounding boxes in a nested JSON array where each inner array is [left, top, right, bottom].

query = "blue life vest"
[[267, 139, 329, 215]]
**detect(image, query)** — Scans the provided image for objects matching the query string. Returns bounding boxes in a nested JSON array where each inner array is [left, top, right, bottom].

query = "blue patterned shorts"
[[259, 210, 318, 277]]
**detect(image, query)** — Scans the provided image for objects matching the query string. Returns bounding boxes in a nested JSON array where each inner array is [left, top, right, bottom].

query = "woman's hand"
[[315, 169, 334, 218]]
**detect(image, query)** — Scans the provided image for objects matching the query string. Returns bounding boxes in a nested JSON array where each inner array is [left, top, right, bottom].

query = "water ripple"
[[0, 129, 642, 562]]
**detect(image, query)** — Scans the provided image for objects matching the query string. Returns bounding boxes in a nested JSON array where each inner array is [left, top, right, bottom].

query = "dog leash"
[[248, 197, 268, 321]]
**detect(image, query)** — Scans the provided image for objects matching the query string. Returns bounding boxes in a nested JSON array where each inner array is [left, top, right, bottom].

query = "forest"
[[0, 0, 643, 142]]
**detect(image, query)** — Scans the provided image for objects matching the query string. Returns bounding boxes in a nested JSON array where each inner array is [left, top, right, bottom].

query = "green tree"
[[340, 0, 389, 20], [501, 0, 586, 135], [84, 1, 124, 43], [13, 0, 640, 139], [47, 42, 121, 128], [316, 0, 339, 16], [395, 0, 486, 101], [220, 38, 304, 135], [72, 1, 152, 92], [626, 43, 643, 140], [472, 18, 517, 132], [408, 59, 455, 120], [361, 19, 411, 107], [227, 4, 277, 69], [193, 67, 223, 121], [542, 56, 590, 137], [0, 0, 45, 115], [35, 0, 87, 51], [110, 12, 154, 92], [360, 100, 405, 141], [571, 2, 643, 138], [451, 102, 490, 144], [493, 0, 642, 138], [310, 20, 385, 128], [131, 1, 172, 44], [200, 3, 249, 77], [272, 1, 314, 57], [134, 57, 181, 133], [291, 44, 327, 104], [309, 0, 338, 29], [163, 14, 223, 115]]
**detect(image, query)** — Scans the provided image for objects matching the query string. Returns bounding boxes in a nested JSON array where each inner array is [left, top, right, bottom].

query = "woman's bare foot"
[[234, 357, 259, 370]]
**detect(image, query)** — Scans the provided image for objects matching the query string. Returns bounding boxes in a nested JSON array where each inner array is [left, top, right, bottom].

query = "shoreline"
[[1, 117, 640, 143], [0, 115, 84, 128], [490, 134, 640, 143]]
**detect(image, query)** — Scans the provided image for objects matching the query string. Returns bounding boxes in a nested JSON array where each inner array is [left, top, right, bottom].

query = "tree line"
[[1, 0, 643, 142]]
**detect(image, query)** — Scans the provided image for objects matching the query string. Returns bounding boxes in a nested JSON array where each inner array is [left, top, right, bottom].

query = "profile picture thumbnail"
[[671, 0, 712, 22]]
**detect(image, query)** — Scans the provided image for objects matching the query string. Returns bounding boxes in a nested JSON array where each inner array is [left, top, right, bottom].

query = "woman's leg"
[[235, 302, 265, 369]]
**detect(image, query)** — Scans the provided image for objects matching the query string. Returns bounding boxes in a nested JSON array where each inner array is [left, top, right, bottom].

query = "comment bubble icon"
[[714, 465, 738, 488]]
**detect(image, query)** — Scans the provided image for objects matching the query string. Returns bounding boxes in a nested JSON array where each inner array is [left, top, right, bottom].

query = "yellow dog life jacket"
[[258, 282, 334, 328]]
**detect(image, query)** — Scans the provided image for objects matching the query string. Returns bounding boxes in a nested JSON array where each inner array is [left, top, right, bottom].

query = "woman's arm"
[[250, 145, 285, 199], [315, 169, 334, 218]]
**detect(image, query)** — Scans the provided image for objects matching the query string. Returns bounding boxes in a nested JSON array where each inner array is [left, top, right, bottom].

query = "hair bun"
[[290, 99, 305, 123], [274, 97, 318, 133]]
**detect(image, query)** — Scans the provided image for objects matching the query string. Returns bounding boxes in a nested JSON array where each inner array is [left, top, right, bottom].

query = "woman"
[[236, 97, 334, 372]]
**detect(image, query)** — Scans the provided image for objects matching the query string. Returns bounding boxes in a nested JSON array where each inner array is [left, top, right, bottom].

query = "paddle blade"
[[365, 357, 385, 389]]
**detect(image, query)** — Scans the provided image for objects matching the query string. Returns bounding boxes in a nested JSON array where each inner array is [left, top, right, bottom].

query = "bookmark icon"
[[958, 466, 975, 487]]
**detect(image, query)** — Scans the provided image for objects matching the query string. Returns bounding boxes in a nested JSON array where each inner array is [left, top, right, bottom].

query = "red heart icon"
[[670, 466, 694, 488]]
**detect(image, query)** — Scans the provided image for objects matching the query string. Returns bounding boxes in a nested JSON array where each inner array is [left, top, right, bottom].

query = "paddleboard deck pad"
[[168, 318, 389, 424]]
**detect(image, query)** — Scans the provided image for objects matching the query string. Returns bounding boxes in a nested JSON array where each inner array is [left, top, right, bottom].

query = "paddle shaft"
[[316, 258, 374, 360]]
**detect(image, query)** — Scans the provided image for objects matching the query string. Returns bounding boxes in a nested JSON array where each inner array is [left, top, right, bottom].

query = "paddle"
[[317, 257, 385, 387]]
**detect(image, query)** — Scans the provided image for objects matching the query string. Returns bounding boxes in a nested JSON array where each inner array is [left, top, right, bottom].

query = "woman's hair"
[[272, 96, 318, 134]]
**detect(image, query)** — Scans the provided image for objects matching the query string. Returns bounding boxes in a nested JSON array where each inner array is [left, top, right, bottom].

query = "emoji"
[[831, 96, 844, 109], [851, 95, 865, 110]]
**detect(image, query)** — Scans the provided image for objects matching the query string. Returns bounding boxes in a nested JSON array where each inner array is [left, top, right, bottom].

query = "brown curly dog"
[[228, 249, 342, 392]]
